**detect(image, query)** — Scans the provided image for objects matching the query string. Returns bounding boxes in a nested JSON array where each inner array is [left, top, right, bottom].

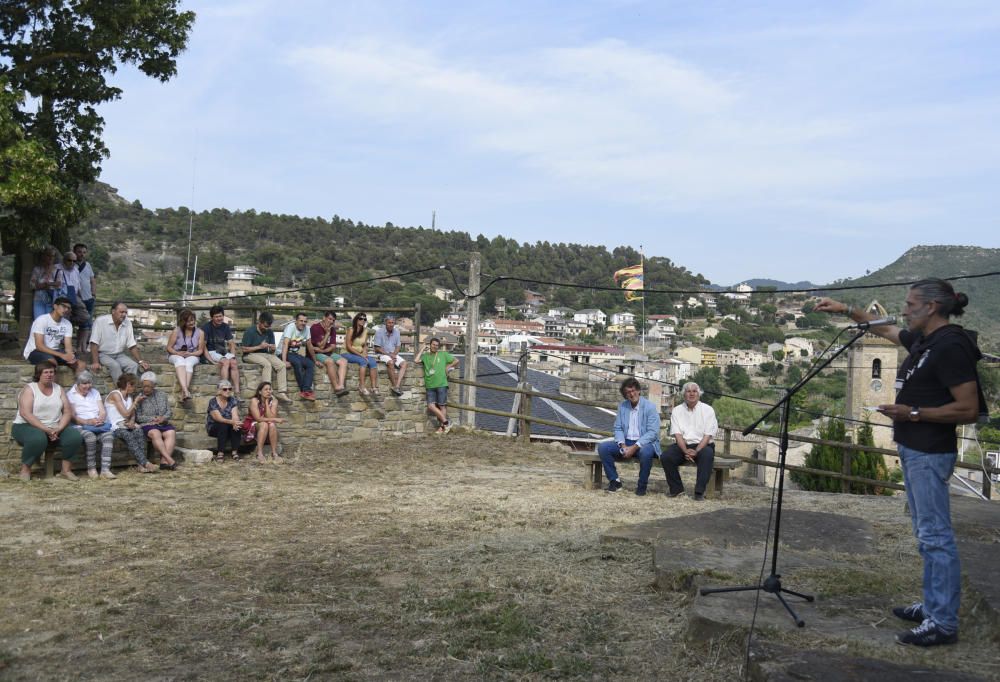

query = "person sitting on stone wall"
[[310, 310, 350, 398], [23, 297, 85, 373], [202, 305, 241, 402], [166, 308, 204, 407], [134, 371, 178, 471], [280, 312, 318, 401], [12, 360, 84, 481], [374, 314, 408, 396], [661, 382, 718, 501], [241, 311, 292, 404], [67, 370, 116, 480], [206, 380, 242, 462], [89, 302, 151, 382], [344, 312, 379, 396], [105, 372, 158, 474], [597, 377, 663, 495], [247, 381, 285, 464]]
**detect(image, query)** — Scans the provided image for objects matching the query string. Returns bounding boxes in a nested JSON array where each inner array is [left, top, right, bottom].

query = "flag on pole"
[[613, 263, 644, 301]]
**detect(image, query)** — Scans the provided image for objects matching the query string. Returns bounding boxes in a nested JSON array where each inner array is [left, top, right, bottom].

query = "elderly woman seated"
[[67, 370, 116, 479], [134, 371, 178, 470], [105, 373, 158, 474], [12, 359, 83, 481], [206, 379, 242, 462]]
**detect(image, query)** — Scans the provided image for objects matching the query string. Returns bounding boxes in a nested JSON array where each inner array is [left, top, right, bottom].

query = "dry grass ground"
[[0, 432, 994, 680]]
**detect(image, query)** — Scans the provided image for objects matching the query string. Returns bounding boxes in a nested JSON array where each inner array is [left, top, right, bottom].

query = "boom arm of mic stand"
[[741, 329, 868, 437]]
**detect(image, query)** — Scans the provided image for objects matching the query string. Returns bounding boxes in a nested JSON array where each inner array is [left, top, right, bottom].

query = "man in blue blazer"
[[597, 377, 663, 495]]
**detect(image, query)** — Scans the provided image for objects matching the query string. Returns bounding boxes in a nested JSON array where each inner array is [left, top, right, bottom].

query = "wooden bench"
[[569, 451, 740, 498]]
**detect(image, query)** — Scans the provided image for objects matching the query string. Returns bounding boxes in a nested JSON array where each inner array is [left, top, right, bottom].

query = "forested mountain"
[[831, 245, 1000, 352], [61, 183, 710, 322]]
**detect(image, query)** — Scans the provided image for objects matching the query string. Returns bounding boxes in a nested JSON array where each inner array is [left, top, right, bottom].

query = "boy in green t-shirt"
[[415, 337, 459, 433]]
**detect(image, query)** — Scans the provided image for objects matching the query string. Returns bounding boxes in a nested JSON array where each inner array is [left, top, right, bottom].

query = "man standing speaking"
[[816, 278, 984, 647]]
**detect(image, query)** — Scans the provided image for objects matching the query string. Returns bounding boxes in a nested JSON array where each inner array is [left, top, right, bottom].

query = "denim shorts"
[[425, 386, 448, 405]]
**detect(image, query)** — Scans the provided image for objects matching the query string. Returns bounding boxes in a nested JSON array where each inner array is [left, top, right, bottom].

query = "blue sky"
[[97, 1, 1000, 285]]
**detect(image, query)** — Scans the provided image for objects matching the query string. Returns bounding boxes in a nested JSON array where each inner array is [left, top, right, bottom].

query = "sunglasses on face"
[[221, 388, 233, 392]]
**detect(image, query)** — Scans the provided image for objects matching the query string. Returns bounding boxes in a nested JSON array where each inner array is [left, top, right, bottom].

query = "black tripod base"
[[700, 574, 814, 627]]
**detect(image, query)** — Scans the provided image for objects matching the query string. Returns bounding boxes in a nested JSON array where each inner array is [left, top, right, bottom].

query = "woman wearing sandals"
[[206, 379, 242, 462], [344, 312, 379, 396], [246, 382, 285, 464], [166, 308, 203, 406], [105, 373, 159, 473], [134, 371, 178, 470]]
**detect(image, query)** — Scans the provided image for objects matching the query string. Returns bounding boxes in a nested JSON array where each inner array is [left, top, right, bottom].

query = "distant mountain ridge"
[[831, 245, 1000, 352], [739, 278, 819, 291]]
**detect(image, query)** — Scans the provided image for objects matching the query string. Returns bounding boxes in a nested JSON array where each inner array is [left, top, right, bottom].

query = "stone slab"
[[603, 508, 876, 555], [749, 643, 988, 681]]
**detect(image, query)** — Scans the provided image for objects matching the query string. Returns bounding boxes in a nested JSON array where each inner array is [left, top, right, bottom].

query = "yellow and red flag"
[[613, 263, 644, 302]]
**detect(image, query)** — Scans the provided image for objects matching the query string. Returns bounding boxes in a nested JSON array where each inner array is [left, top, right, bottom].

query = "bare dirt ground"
[[0, 432, 993, 680]]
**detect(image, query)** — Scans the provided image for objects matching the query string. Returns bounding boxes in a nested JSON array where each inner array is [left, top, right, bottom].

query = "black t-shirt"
[[894, 325, 980, 453], [202, 321, 233, 355]]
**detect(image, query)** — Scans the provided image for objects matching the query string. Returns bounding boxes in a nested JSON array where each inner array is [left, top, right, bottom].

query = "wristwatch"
[[909, 407, 920, 422]]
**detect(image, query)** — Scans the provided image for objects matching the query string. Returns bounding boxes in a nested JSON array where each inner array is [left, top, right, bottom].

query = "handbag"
[[241, 415, 257, 443]]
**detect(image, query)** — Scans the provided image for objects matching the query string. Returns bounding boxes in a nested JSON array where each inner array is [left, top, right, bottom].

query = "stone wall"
[[1, 347, 431, 471]]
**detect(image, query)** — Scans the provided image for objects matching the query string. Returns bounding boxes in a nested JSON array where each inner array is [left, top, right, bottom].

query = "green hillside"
[[48, 183, 708, 323], [832, 245, 1000, 352]]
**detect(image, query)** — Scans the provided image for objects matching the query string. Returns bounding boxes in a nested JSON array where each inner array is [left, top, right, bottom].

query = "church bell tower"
[[844, 300, 898, 450]]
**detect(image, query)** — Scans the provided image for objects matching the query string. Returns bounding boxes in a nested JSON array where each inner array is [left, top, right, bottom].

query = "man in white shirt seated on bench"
[[662, 382, 718, 501]]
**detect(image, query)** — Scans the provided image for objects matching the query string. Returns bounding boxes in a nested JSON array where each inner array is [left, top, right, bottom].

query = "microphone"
[[849, 316, 896, 329]]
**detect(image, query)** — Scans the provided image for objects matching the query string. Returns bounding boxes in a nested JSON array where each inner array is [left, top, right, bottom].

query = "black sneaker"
[[693, 493, 705, 501], [606, 479, 623, 493], [635, 487, 647, 496], [667, 490, 684, 498], [892, 602, 925, 624], [896, 619, 958, 647]]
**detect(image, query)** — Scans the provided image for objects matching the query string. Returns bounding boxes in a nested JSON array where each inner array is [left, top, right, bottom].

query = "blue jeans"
[[598, 439, 658, 490], [286, 352, 314, 392], [899, 444, 960, 633]]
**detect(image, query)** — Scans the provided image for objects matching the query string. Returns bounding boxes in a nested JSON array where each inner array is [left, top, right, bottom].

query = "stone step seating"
[[1, 345, 428, 471]]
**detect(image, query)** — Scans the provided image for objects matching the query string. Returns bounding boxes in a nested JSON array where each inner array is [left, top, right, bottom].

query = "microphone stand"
[[699, 327, 869, 627]]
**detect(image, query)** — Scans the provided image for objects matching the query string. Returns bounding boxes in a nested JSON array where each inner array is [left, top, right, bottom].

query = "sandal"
[[359, 388, 370, 396], [231, 452, 240, 462], [214, 451, 224, 463], [257, 452, 267, 464]]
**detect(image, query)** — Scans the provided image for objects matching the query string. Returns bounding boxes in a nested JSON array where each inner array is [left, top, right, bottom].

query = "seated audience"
[[344, 312, 378, 396], [247, 381, 285, 464], [166, 308, 203, 406], [374, 315, 407, 396], [661, 382, 718, 501], [280, 312, 317, 401], [206, 380, 242, 462], [134, 371, 178, 471], [23, 297, 84, 372], [29, 246, 61, 321], [12, 360, 83, 481], [241, 311, 292, 404], [597, 377, 663, 495], [67, 370, 115, 480], [105, 372, 158, 473], [202, 305, 241, 401], [89, 302, 150, 382], [310, 310, 349, 398]]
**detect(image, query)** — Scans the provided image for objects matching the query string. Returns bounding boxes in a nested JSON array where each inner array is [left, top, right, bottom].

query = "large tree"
[[0, 0, 195, 327]]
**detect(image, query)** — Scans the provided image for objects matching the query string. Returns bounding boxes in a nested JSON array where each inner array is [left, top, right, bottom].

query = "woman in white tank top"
[[11, 360, 83, 481]]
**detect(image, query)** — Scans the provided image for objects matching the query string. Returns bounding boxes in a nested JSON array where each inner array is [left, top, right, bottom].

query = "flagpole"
[[640, 247, 645, 353]]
